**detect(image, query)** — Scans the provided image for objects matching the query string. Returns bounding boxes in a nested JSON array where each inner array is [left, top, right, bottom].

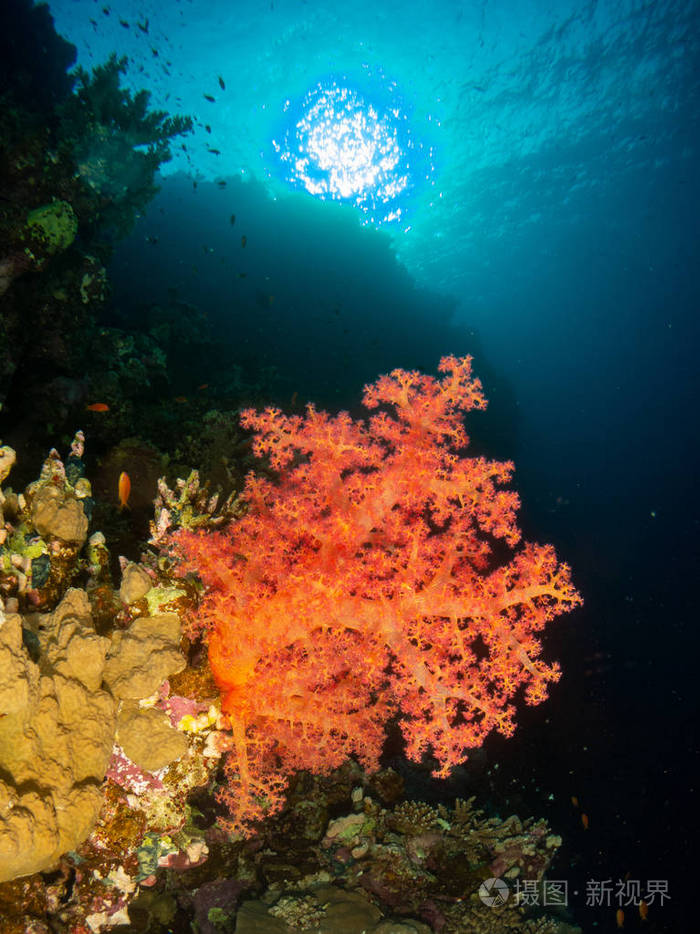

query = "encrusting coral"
[[0, 576, 191, 884], [170, 356, 582, 834], [0, 588, 114, 882], [0, 438, 192, 887]]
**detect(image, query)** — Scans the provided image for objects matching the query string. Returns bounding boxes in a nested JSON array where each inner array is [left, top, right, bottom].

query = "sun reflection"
[[272, 77, 432, 225]]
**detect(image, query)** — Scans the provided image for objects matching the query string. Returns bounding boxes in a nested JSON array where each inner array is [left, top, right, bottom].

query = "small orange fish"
[[174, 395, 188, 403], [571, 795, 579, 808], [118, 471, 131, 510], [241, 235, 247, 248], [198, 383, 209, 390], [580, 813, 589, 830], [86, 402, 110, 412], [639, 900, 648, 921], [616, 908, 624, 929]]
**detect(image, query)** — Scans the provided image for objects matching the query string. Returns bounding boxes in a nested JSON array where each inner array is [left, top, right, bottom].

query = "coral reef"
[[0, 0, 191, 450], [0, 440, 203, 894], [0, 430, 581, 933], [229, 781, 573, 933], [0, 6, 584, 931]]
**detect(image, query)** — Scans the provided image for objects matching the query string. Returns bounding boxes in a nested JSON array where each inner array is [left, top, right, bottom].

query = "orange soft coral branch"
[[171, 355, 581, 834]]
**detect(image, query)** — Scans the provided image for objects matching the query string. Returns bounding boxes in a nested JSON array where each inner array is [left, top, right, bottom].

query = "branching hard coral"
[[149, 470, 243, 548], [65, 54, 191, 147], [170, 356, 582, 834], [57, 54, 192, 236]]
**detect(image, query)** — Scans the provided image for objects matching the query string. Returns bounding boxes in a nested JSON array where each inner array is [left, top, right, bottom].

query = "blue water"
[[48, 1, 700, 929]]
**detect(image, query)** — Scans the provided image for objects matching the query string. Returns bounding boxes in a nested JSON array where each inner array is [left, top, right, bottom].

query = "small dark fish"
[[89, 18, 98, 28], [203, 94, 216, 103], [207, 148, 221, 155], [238, 272, 247, 278], [218, 75, 226, 90], [217, 180, 227, 188], [229, 214, 236, 225], [145, 236, 158, 245], [102, 5, 110, 15], [241, 235, 247, 248], [193, 180, 198, 189], [137, 18, 149, 33], [204, 124, 212, 134], [151, 47, 159, 57], [119, 19, 130, 29], [181, 143, 187, 151]]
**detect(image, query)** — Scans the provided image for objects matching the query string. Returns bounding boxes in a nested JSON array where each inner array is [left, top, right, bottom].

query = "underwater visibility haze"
[[0, 0, 698, 931]]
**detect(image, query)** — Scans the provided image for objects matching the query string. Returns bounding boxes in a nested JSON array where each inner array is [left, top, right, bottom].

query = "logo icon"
[[478, 877, 510, 908]]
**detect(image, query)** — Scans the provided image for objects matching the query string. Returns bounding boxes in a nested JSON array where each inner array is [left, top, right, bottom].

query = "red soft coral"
[[172, 356, 581, 833]]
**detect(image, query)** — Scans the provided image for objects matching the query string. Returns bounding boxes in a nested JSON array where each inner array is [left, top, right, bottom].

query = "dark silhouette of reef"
[[0, 0, 77, 117], [0, 3, 191, 473]]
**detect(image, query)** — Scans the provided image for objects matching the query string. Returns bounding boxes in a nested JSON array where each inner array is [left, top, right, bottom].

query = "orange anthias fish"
[[639, 900, 649, 921], [86, 402, 110, 412], [580, 813, 589, 830], [616, 907, 624, 928], [118, 471, 131, 510]]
